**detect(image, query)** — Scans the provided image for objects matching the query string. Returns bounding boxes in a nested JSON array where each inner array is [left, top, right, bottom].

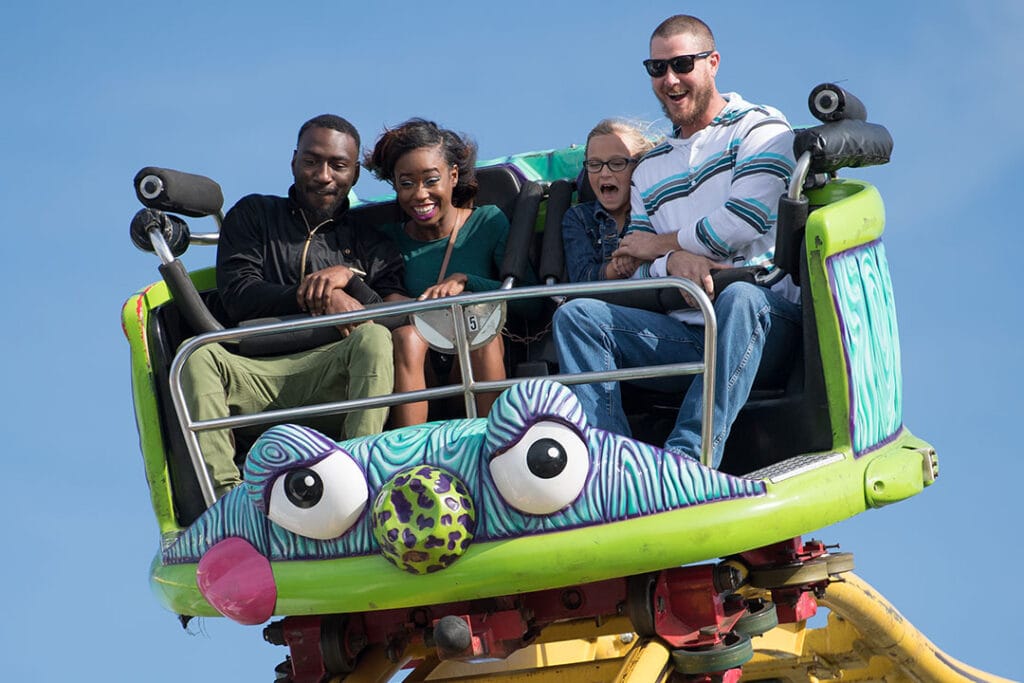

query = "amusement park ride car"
[[123, 85, 1011, 682]]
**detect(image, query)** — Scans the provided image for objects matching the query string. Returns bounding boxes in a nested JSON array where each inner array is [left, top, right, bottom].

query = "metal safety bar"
[[168, 278, 717, 508]]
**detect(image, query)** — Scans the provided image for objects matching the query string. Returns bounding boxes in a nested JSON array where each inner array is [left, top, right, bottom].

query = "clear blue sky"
[[2, 1, 1021, 680]]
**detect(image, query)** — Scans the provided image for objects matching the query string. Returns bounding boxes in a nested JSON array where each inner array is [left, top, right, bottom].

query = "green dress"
[[377, 204, 509, 296]]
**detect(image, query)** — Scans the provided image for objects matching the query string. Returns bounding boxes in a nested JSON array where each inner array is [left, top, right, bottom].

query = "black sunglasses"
[[643, 50, 713, 78]]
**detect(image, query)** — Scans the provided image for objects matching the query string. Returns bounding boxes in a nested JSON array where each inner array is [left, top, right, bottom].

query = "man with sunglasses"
[[553, 15, 801, 469]]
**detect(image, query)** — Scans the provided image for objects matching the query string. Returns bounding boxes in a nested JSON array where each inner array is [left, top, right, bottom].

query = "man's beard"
[[662, 78, 714, 132], [307, 205, 337, 224], [298, 190, 344, 225]]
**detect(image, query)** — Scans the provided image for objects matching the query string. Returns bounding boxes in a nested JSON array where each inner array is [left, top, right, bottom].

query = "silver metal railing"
[[167, 278, 717, 508]]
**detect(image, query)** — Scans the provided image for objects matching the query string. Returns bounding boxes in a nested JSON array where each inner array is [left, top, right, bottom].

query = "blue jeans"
[[552, 282, 801, 467]]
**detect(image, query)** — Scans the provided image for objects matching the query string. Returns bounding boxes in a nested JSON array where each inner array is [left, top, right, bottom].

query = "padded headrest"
[[794, 119, 893, 174], [475, 165, 524, 219]]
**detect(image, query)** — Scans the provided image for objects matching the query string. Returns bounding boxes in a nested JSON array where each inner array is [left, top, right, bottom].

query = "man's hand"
[[604, 255, 644, 280], [613, 231, 679, 261], [324, 288, 366, 337], [667, 250, 725, 305], [418, 273, 469, 300], [297, 265, 356, 315]]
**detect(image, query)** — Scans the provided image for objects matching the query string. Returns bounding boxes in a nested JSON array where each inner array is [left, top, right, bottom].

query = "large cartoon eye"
[[489, 421, 589, 515], [267, 453, 368, 539]]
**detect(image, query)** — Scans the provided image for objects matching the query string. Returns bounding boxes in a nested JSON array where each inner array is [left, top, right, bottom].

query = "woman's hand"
[[418, 273, 469, 300]]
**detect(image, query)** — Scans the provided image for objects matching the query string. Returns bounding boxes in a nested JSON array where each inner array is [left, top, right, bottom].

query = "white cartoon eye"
[[267, 453, 368, 539], [489, 421, 589, 515]]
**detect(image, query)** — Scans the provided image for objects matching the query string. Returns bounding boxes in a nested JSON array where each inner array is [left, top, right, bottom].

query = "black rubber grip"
[[158, 260, 224, 333], [134, 167, 224, 218]]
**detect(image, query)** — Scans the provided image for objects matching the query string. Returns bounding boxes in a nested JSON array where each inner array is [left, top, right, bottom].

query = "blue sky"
[[1, 1, 1021, 680]]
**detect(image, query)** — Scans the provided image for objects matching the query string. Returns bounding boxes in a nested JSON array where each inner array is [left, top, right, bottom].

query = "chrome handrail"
[[167, 278, 717, 508]]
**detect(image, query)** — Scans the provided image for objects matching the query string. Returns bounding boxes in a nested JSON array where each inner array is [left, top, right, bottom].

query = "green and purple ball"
[[371, 466, 476, 574]]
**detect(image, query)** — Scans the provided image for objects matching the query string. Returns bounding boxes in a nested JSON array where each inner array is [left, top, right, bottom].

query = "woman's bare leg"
[[390, 324, 430, 427], [468, 334, 506, 417]]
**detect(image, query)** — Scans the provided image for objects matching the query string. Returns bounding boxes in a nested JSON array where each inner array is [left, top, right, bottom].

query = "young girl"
[[562, 119, 658, 282], [365, 118, 509, 427]]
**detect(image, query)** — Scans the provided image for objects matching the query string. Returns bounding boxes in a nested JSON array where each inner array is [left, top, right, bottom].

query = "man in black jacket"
[[182, 114, 406, 498]]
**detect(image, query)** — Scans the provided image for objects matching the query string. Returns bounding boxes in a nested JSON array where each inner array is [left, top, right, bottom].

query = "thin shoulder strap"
[[436, 208, 466, 284]]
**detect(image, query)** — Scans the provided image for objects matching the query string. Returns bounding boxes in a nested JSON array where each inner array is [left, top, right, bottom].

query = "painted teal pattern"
[[164, 380, 765, 565], [829, 240, 903, 454]]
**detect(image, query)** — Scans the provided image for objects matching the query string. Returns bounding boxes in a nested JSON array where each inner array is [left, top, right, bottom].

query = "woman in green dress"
[[365, 119, 510, 427]]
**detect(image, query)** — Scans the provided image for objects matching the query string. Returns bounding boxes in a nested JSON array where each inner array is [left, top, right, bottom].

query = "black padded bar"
[[237, 317, 342, 357], [500, 180, 544, 283], [569, 268, 760, 312], [158, 260, 224, 333], [539, 180, 573, 283], [134, 166, 224, 218], [808, 83, 867, 122], [773, 195, 810, 286], [794, 119, 893, 175]]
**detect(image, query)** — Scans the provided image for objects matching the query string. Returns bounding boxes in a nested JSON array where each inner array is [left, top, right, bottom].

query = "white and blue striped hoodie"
[[629, 92, 799, 322]]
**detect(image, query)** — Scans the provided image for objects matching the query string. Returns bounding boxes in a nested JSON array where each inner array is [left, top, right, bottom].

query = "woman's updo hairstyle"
[[364, 118, 479, 208]]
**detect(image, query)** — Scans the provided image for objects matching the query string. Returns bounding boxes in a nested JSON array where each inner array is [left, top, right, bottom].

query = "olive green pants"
[[181, 322, 393, 497]]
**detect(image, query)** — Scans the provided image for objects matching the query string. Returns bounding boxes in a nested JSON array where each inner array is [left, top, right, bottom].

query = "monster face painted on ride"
[[163, 379, 765, 624]]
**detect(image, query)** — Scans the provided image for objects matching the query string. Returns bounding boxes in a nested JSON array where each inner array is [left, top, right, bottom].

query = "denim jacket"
[[561, 200, 626, 282]]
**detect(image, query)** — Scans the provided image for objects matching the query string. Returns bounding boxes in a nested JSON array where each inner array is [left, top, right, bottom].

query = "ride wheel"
[[625, 572, 659, 637], [825, 551, 855, 576], [733, 598, 778, 637], [669, 632, 753, 674], [748, 558, 829, 588]]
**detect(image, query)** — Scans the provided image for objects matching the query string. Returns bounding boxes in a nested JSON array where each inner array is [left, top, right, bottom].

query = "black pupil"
[[526, 438, 567, 479], [284, 468, 323, 508]]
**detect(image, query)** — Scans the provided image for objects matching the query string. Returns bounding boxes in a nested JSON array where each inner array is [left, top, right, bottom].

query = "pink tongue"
[[197, 537, 277, 625]]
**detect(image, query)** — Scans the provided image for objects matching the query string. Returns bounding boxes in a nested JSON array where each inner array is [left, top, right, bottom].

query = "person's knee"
[[391, 324, 427, 359], [181, 344, 228, 395], [715, 283, 769, 321], [554, 299, 601, 337], [346, 323, 389, 350], [347, 322, 393, 360]]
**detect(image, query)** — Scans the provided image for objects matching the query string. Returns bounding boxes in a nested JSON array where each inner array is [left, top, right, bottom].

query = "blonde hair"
[[585, 119, 661, 159]]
